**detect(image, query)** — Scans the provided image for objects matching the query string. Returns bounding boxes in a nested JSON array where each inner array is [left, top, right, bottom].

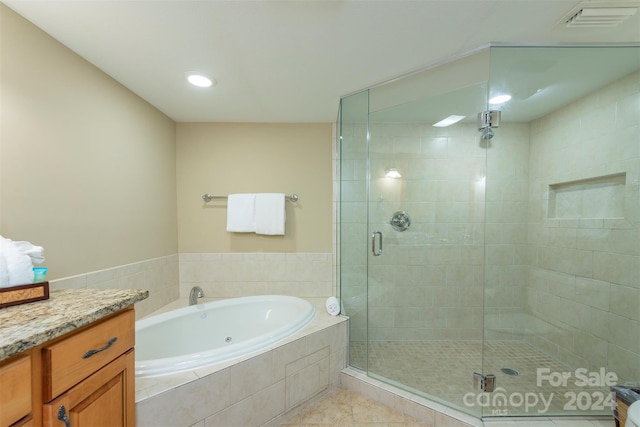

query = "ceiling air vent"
[[566, 6, 638, 27]]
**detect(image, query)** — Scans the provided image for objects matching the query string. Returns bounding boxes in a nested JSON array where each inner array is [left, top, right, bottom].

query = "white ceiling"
[[4, 0, 640, 123]]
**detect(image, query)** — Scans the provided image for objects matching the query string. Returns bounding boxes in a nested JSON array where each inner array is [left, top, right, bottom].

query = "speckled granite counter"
[[0, 288, 148, 361]]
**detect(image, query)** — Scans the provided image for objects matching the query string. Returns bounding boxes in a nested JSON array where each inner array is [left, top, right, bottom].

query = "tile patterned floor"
[[279, 387, 431, 427], [278, 386, 614, 427], [349, 341, 611, 417]]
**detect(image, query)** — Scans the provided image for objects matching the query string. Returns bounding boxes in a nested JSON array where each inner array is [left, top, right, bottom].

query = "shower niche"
[[339, 44, 640, 421], [547, 173, 626, 220]]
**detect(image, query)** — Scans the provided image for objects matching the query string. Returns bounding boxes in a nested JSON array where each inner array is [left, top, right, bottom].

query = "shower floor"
[[349, 340, 613, 417]]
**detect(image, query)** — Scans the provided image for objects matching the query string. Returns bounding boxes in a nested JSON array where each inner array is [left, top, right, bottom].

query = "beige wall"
[[176, 123, 333, 253], [0, 5, 178, 280]]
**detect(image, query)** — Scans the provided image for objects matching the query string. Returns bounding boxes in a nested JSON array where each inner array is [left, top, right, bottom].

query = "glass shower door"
[[363, 80, 488, 417]]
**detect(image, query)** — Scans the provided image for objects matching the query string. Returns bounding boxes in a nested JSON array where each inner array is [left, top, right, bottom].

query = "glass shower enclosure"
[[339, 45, 640, 420]]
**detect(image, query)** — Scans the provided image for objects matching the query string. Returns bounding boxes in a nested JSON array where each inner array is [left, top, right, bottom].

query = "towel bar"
[[202, 193, 299, 203]]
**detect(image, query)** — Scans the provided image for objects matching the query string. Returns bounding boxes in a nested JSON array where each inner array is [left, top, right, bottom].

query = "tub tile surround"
[[49, 253, 179, 319], [135, 298, 347, 427], [179, 252, 335, 300], [47, 251, 333, 320]]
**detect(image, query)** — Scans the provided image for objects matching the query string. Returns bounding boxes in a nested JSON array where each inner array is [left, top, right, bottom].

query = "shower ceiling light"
[[432, 115, 465, 127], [186, 72, 216, 88], [489, 94, 512, 105], [385, 168, 402, 179]]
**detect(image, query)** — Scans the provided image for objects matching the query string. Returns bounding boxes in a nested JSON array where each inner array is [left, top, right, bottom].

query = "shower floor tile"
[[349, 340, 612, 417]]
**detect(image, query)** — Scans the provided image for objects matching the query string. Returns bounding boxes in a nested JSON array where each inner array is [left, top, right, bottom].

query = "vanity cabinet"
[[0, 355, 32, 426], [0, 307, 135, 427], [42, 351, 134, 426], [42, 309, 134, 403], [615, 399, 628, 427]]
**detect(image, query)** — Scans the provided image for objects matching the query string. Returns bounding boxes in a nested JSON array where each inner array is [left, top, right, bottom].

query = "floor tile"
[[280, 387, 433, 427]]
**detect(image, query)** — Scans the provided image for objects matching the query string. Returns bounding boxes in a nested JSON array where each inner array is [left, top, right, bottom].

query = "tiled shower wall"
[[366, 123, 487, 342], [525, 70, 640, 382], [341, 120, 531, 343], [483, 123, 531, 340]]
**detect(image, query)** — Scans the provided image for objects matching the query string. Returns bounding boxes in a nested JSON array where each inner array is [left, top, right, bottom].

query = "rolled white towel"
[[325, 296, 340, 316], [0, 256, 8, 287], [0, 236, 36, 286], [13, 241, 45, 264], [6, 253, 34, 286]]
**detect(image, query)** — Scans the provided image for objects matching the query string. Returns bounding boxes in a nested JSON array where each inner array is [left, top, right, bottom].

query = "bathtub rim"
[[135, 297, 346, 404], [135, 294, 316, 378]]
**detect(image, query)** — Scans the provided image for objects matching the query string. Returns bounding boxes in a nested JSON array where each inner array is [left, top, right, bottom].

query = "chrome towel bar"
[[202, 193, 299, 203]]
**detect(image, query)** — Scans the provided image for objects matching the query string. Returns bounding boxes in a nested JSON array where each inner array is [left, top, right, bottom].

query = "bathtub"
[[135, 295, 316, 377]]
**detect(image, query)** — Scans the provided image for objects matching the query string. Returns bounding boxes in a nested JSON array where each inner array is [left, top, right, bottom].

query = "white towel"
[[13, 241, 45, 264], [255, 193, 286, 235], [0, 236, 35, 287], [0, 256, 9, 288], [226, 194, 256, 232]]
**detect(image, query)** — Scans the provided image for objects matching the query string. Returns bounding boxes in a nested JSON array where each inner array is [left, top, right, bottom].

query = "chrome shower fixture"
[[478, 110, 501, 141], [478, 110, 501, 131], [481, 127, 495, 140]]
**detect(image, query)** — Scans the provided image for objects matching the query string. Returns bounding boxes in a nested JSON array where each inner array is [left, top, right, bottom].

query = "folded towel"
[[226, 194, 256, 232], [0, 236, 35, 287], [13, 241, 45, 264], [255, 193, 286, 235], [0, 256, 8, 288]]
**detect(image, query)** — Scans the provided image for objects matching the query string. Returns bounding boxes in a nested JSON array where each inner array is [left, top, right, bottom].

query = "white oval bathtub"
[[135, 295, 315, 377]]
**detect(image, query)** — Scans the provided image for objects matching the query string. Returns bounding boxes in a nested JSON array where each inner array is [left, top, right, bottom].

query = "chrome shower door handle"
[[371, 231, 383, 256]]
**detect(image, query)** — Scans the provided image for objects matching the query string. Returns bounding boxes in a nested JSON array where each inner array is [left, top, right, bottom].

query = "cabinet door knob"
[[82, 337, 117, 359], [58, 405, 71, 427]]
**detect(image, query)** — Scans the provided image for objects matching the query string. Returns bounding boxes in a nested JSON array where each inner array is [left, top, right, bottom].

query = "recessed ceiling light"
[[489, 94, 512, 105], [186, 72, 215, 88], [433, 115, 466, 128]]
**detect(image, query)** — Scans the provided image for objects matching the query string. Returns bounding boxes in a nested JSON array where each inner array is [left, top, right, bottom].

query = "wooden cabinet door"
[[10, 416, 35, 427], [0, 354, 32, 427], [43, 350, 134, 427]]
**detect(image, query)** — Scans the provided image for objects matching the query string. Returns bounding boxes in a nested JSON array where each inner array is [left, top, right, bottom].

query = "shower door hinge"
[[473, 372, 496, 392]]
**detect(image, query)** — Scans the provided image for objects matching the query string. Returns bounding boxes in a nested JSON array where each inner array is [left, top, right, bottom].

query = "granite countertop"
[[0, 288, 148, 361]]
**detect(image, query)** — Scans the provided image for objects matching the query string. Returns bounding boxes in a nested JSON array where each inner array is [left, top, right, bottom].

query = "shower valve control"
[[473, 372, 496, 392], [390, 211, 411, 232]]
